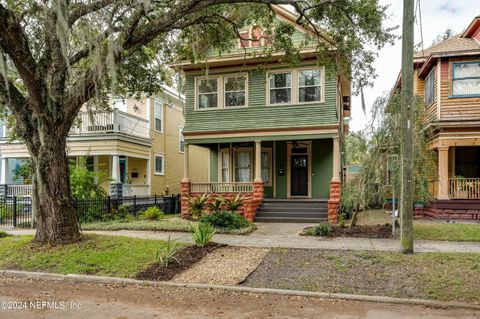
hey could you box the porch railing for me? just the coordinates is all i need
[122,184,150,196]
[191,182,253,193]
[7,185,32,197]
[70,109,150,139]
[449,178,480,199]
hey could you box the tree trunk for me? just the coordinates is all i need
[31,131,80,244]
[349,203,360,230]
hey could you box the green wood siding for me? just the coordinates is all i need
[275,141,288,198]
[312,139,333,198]
[184,64,338,135]
[209,145,218,182]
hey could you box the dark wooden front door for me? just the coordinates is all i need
[291,155,308,196]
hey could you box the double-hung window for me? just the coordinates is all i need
[154,99,163,132]
[197,79,219,109]
[269,72,292,104]
[424,68,435,105]
[298,69,322,102]
[224,76,246,107]
[235,150,251,182]
[154,154,164,175]
[452,62,480,97]
[220,149,230,182]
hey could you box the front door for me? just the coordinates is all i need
[291,155,308,196]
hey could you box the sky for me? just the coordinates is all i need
[349,0,480,132]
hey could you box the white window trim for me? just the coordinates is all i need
[195,74,248,111]
[179,125,185,154]
[154,153,165,176]
[261,148,273,187]
[233,147,253,182]
[267,66,325,106]
[267,71,293,106]
[153,99,164,133]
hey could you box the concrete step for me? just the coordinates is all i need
[257,207,327,213]
[255,211,328,218]
[254,216,327,223]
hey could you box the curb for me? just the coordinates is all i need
[2,269,480,310]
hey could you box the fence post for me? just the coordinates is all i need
[107,196,111,213]
[13,195,17,227]
[133,195,137,216]
[154,194,157,206]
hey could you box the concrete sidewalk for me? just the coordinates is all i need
[4,222,480,253]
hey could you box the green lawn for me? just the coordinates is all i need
[82,218,257,235]
[0,235,181,278]
[413,223,480,242]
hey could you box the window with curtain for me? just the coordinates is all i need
[261,151,270,184]
[424,68,435,105]
[221,150,230,182]
[298,69,322,102]
[269,72,291,104]
[224,76,246,107]
[235,151,251,182]
[198,79,218,109]
[154,100,163,132]
[452,62,480,96]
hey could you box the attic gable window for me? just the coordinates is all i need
[452,62,480,97]
[424,68,435,105]
[238,27,273,48]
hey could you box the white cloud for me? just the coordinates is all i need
[349,0,480,132]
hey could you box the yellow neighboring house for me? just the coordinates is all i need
[0,86,209,197]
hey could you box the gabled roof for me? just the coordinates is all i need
[414,35,480,61]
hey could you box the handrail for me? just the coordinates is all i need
[191,182,253,193]
[449,178,480,199]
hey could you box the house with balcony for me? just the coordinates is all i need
[0,86,208,197]
[396,15,480,220]
[177,6,351,223]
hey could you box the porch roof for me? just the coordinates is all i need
[185,131,337,144]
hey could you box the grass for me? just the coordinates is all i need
[413,222,480,242]
[0,235,184,278]
[81,218,256,235]
[244,248,480,303]
[0,230,11,238]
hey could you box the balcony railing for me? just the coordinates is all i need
[449,178,480,199]
[7,185,32,197]
[70,109,150,139]
[191,182,253,193]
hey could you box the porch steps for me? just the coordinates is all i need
[255,199,328,223]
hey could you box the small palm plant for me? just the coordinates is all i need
[184,193,211,220]
[156,236,180,267]
[222,194,245,212]
[207,196,224,212]
[192,222,216,247]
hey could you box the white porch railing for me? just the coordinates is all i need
[70,109,150,139]
[191,182,253,193]
[449,178,480,199]
[122,184,150,196]
[7,185,32,197]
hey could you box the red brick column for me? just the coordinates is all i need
[328,180,341,224]
[243,181,264,221]
[180,179,191,219]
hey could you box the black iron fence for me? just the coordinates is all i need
[0,195,179,228]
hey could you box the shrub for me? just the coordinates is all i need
[201,211,250,229]
[192,222,215,247]
[222,194,245,212]
[0,230,11,238]
[156,236,180,267]
[309,224,332,236]
[115,204,131,220]
[207,196,224,212]
[0,205,12,221]
[338,213,347,228]
[185,193,210,220]
[140,206,163,221]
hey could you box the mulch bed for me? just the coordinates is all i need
[302,224,395,239]
[136,242,224,281]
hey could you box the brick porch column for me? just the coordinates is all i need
[328,180,341,224]
[244,180,264,221]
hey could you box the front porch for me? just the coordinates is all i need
[180,138,342,223]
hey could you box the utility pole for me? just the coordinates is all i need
[400,0,415,253]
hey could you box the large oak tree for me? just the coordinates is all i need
[0,0,395,244]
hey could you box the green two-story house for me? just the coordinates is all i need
[178,5,351,223]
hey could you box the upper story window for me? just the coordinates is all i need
[298,69,322,102]
[195,75,247,110]
[424,68,435,105]
[154,153,164,175]
[198,78,219,109]
[154,99,163,132]
[179,126,185,153]
[224,76,246,107]
[452,62,480,97]
[269,72,292,104]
